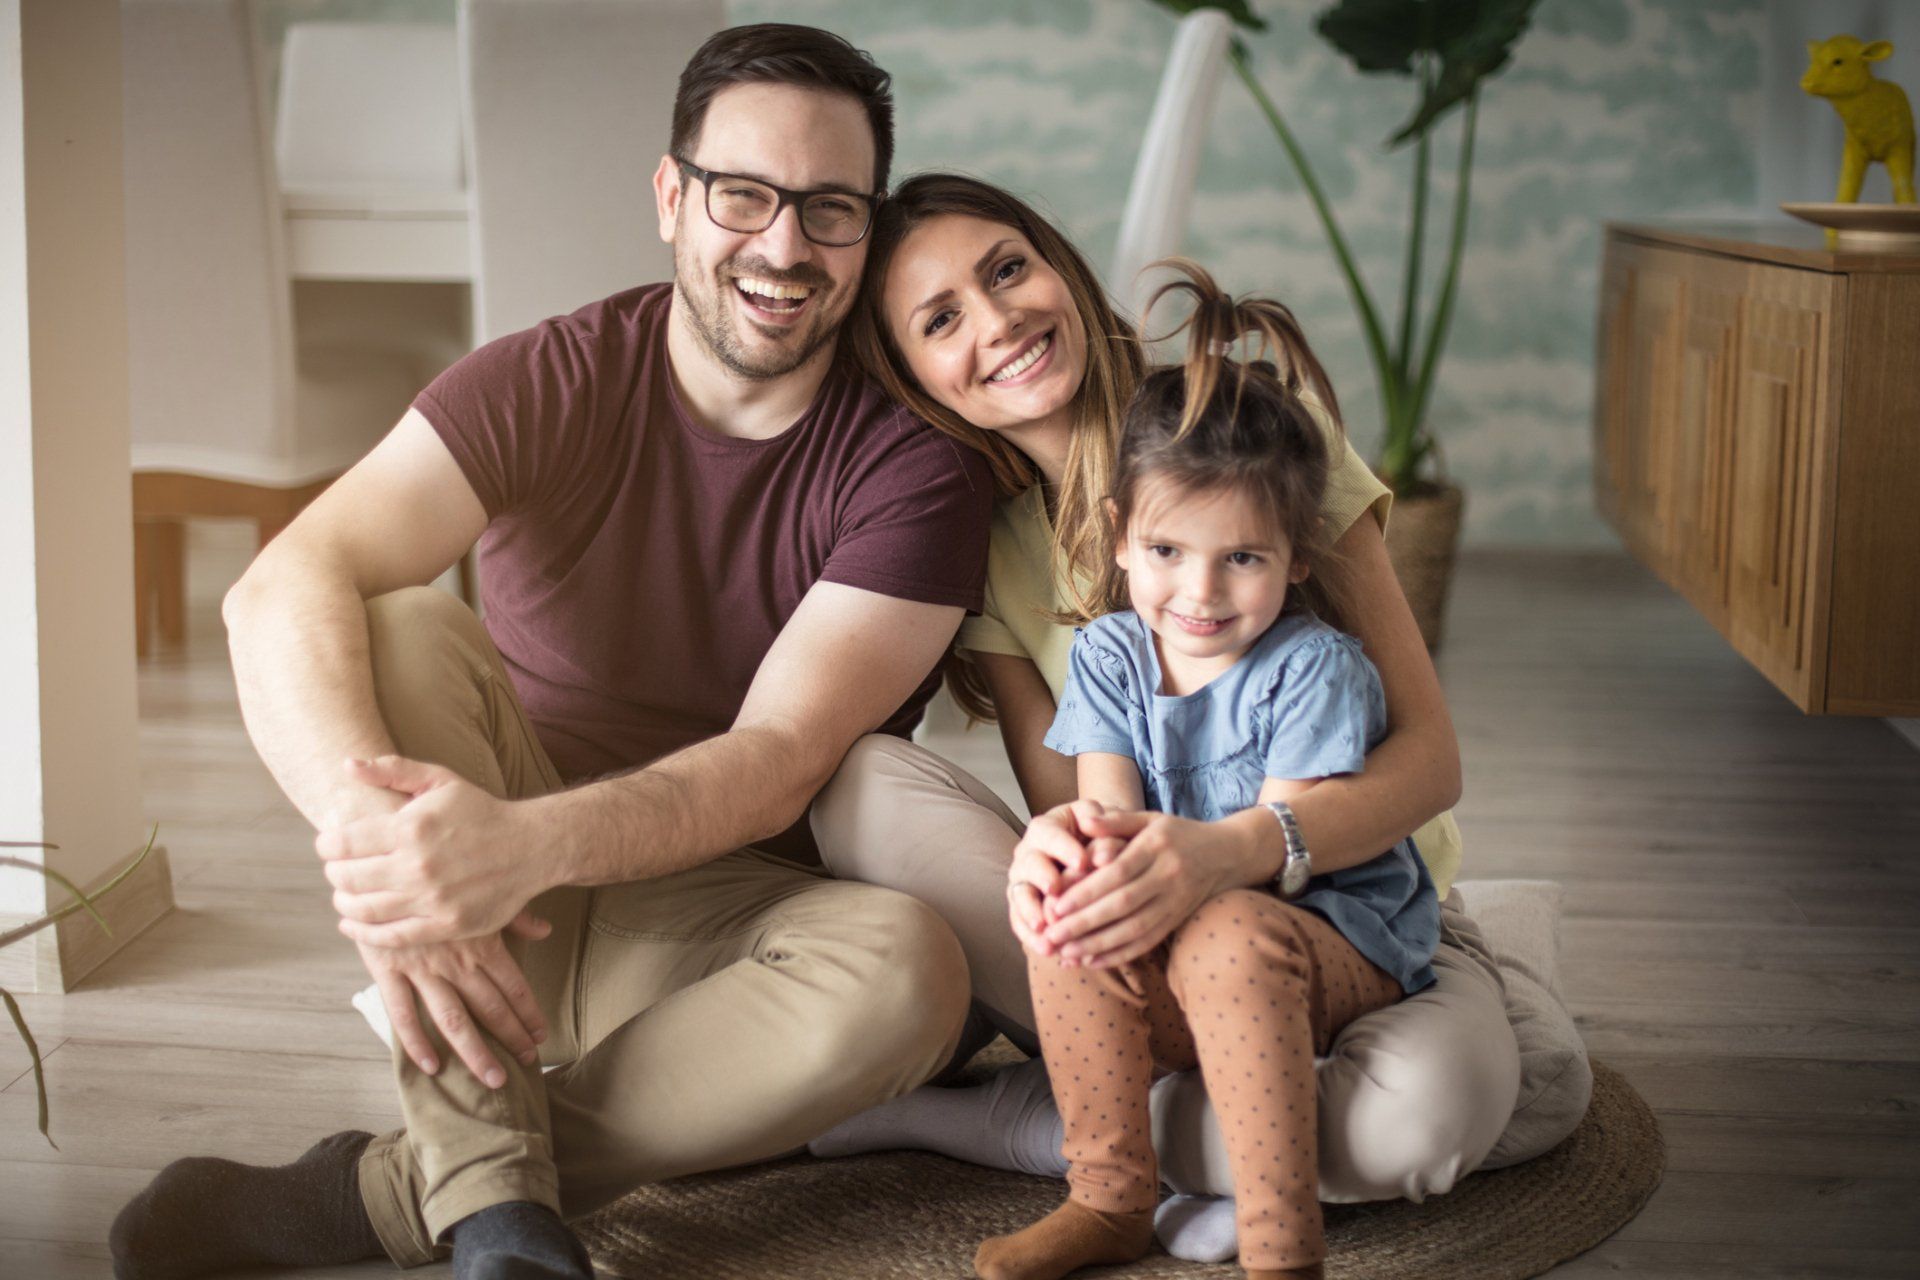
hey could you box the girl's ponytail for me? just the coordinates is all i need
[1141,258,1343,445]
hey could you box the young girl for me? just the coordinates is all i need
[973,265,1440,1280]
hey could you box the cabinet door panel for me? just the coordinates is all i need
[1593,242,1633,529]
[1726,266,1839,708]
[1620,248,1686,572]
[1671,261,1742,621]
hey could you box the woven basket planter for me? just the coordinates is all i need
[1382,482,1465,650]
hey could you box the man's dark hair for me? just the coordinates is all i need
[671,23,895,194]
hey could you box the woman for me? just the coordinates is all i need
[808,175,1523,1257]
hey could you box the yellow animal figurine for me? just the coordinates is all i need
[1800,35,1916,204]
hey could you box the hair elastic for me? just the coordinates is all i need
[1207,338,1232,357]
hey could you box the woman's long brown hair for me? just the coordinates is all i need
[845,173,1145,721]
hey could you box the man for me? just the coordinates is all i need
[110,24,991,1280]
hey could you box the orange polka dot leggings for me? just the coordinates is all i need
[1032,888,1406,1272]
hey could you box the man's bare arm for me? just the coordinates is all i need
[320,581,965,946]
[225,410,554,1087]
[223,409,487,830]
[529,582,964,887]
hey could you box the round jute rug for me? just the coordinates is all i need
[577,1058,1663,1280]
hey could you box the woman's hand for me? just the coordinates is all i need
[1006,799,1109,959]
[1038,810,1245,969]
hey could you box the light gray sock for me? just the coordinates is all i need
[808,1054,1068,1177]
[1154,1194,1239,1263]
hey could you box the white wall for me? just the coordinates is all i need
[0,0,146,917]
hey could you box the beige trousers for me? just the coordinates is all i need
[353,590,972,1265]
[809,733,1522,1204]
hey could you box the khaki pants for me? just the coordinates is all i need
[353,590,971,1266]
[809,734,1521,1204]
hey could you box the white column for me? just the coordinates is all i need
[0,0,166,992]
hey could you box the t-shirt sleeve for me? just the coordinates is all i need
[411,315,606,520]
[1262,635,1384,781]
[1042,629,1137,759]
[820,410,995,612]
[1301,392,1392,540]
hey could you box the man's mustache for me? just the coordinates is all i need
[723,258,832,291]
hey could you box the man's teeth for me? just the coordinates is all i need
[988,334,1052,383]
[735,277,814,301]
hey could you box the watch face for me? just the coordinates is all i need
[1281,856,1310,897]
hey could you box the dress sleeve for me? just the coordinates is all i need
[957,567,1026,659]
[1262,634,1384,781]
[1301,391,1392,541]
[1042,629,1137,759]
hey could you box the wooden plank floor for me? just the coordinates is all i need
[4,530,1918,1278]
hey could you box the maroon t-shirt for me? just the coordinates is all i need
[415,282,992,806]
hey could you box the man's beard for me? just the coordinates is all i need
[673,239,843,381]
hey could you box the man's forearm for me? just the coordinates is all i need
[224,548,401,830]
[528,719,837,888]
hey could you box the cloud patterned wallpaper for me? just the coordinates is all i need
[262,0,1772,545]
[732,0,1767,547]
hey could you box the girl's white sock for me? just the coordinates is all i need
[807,1054,1068,1177]
[1154,1194,1239,1262]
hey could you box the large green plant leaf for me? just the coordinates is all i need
[1315,0,1539,145]
[1142,0,1269,31]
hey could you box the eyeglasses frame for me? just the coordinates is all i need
[673,157,884,248]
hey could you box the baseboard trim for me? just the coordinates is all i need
[0,842,174,994]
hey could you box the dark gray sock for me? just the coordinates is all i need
[449,1200,593,1280]
[109,1130,385,1279]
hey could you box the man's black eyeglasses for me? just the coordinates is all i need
[675,158,881,248]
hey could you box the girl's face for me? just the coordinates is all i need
[1117,476,1308,683]
[881,214,1089,434]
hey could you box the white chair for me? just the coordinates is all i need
[275,22,472,282]
[1109,9,1235,326]
[458,0,724,344]
[121,0,457,654]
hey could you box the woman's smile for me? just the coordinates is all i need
[984,331,1056,386]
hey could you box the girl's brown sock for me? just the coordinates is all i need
[973,1198,1154,1280]
[1245,1265,1325,1279]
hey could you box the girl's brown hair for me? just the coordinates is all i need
[845,173,1146,721]
[1081,258,1353,632]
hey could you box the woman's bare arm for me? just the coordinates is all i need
[975,651,1077,816]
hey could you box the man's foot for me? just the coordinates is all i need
[108,1130,385,1279]
[449,1201,593,1280]
[972,1198,1154,1280]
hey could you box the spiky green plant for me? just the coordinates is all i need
[1146,0,1541,494]
[1,828,157,1145]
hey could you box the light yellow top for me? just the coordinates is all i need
[956,428,1463,897]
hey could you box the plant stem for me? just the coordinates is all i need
[1396,57,1432,386]
[2,988,52,1145]
[1410,88,1480,450]
[0,827,156,952]
[1229,45,1397,427]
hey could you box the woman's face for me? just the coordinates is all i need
[880,214,1088,434]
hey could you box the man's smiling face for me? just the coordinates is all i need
[658,81,876,380]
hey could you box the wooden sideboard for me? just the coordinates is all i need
[1594,222,1920,716]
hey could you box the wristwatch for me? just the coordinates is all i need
[1262,801,1312,899]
